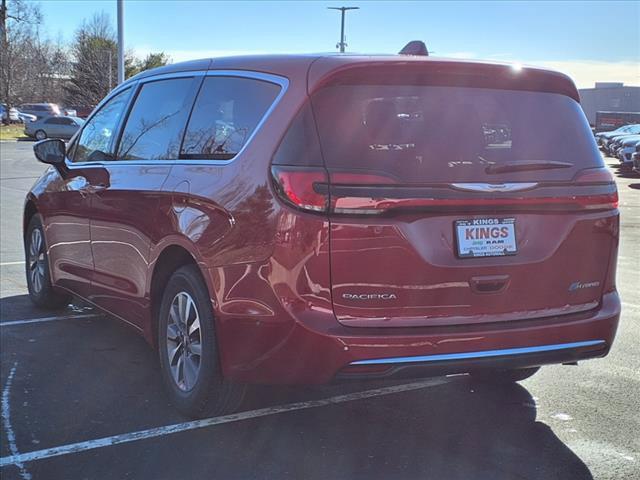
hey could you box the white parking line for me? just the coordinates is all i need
[0,314,100,327]
[0,377,449,467]
[1,363,32,479]
[0,261,24,266]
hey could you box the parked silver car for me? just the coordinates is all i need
[25,116,84,140]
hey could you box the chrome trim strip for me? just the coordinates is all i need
[65,69,289,169]
[349,340,606,366]
[451,182,538,193]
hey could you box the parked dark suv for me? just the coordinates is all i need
[24,52,621,418]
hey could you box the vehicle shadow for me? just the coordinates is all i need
[605,158,637,179]
[0,295,593,480]
[228,378,594,480]
[0,293,94,322]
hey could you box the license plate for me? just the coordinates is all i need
[455,218,517,258]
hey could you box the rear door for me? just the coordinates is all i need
[311,76,618,327]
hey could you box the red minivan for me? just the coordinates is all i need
[24,52,621,418]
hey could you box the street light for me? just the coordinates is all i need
[328,6,359,53]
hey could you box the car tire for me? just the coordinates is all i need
[158,264,245,419]
[25,214,71,310]
[469,366,540,384]
[35,130,47,140]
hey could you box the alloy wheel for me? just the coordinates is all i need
[166,291,203,392]
[28,228,46,294]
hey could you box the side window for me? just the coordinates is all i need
[117,78,195,161]
[45,118,60,124]
[73,88,131,163]
[181,76,281,160]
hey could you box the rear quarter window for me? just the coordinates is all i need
[180,76,281,160]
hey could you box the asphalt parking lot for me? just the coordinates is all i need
[1,140,639,480]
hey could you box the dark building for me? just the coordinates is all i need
[579,82,640,126]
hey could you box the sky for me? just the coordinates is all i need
[39,0,639,88]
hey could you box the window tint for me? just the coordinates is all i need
[118,78,195,161]
[312,85,601,183]
[181,76,280,160]
[73,88,131,163]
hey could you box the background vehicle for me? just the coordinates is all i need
[632,145,640,175]
[19,102,62,121]
[23,53,621,418]
[25,115,84,140]
[63,107,78,116]
[599,124,640,152]
[615,137,640,166]
[607,129,640,156]
[1,103,20,124]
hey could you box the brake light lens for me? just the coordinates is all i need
[573,167,618,210]
[271,166,328,212]
[573,167,615,184]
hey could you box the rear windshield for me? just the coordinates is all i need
[311,86,602,183]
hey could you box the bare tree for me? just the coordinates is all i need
[0,0,43,104]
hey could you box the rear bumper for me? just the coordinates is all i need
[335,340,608,381]
[220,291,621,385]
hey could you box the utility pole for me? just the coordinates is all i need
[117,0,124,84]
[107,50,113,91]
[328,6,359,53]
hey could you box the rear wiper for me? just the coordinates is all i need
[485,161,573,174]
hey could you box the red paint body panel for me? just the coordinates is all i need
[26,54,621,385]
[89,164,172,330]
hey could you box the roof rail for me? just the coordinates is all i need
[399,40,429,56]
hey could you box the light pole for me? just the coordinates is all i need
[117,0,124,84]
[328,6,359,53]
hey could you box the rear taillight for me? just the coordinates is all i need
[328,167,619,214]
[574,167,615,184]
[271,166,328,212]
[573,167,619,210]
[272,166,618,215]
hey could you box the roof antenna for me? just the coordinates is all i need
[399,40,429,56]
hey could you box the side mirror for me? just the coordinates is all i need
[33,139,66,166]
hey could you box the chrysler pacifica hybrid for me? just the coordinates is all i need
[24,50,620,417]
